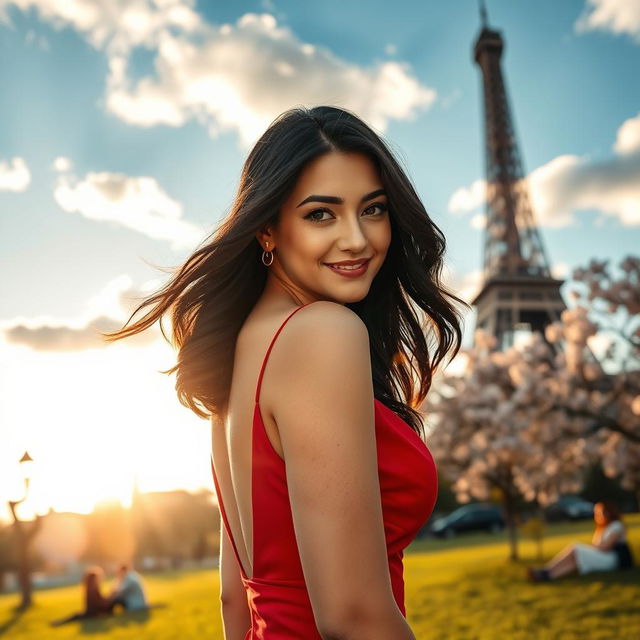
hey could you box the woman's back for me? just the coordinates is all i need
[211,300,438,638]
[211,302,291,583]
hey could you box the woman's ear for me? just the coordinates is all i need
[256,228,275,251]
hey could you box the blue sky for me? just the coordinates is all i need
[1,0,639,518]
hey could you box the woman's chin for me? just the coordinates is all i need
[335,294,371,305]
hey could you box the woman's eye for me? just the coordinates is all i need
[304,208,333,223]
[364,202,388,216]
[304,202,388,223]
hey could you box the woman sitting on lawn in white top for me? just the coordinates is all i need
[527,500,634,582]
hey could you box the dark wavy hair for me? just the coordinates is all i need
[102,105,470,437]
[597,501,622,526]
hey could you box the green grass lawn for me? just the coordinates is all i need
[2,516,639,639]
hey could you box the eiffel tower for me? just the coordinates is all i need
[471,1,566,351]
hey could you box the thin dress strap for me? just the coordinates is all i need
[210,453,250,581]
[254,303,313,404]
[213,302,314,582]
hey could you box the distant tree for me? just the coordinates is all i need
[192,530,209,564]
[131,489,219,567]
[8,500,43,609]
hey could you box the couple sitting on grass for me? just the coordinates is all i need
[51,563,149,626]
[527,501,634,582]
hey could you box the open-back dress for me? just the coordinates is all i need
[211,301,438,638]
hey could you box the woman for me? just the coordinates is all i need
[50,566,114,626]
[103,106,467,639]
[527,501,633,582]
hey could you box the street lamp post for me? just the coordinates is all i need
[8,451,43,610]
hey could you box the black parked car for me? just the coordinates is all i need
[544,496,595,522]
[428,503,505,538]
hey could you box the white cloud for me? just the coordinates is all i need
[86,273,156,320]
[104,12,437,146]
[449,178,486,214]
[3,313,145,351]
[529,147,640,227]
[0,156,31,192]
[53,169,205,250]
[575,0,640,42]
[1,274,164,351]
[614,112,640,154]
[0,1,437,147]
[448,113,640,228]
[0,0,203,54]
[469,213,486,230]
[526,155,586,228]
[52,155,73,172]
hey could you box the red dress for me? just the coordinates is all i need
[211,302,438,639]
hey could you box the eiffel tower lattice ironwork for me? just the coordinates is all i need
[471,1,566,351]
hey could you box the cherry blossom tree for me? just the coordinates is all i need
[424,330,594,561]
[424,255,639,560]
[545,256,640,504]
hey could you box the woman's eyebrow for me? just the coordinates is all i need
[296,188,386,208]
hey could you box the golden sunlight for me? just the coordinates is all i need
[0,337,212,524]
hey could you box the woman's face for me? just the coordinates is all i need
[594,502,607,524]
[258,151,392,305]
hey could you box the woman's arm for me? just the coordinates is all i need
[219,520,251,640]
[270,302,416,640]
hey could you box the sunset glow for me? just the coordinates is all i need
[0,331,212,523]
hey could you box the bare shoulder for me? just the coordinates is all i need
[279,300,369,348]
[263,301,370,406]
[275,301,369,379]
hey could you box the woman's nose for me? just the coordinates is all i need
[337,217,368,252]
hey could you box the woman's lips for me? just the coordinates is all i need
[323,258,371,278]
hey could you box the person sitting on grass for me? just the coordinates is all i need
[108,563,149,611]
[50,566,114,626]
[527,501,634,582]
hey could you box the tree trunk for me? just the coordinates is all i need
[502,491,519,561]
[8,501,42,610]
[536,504,545,562]
[17,536,31,609]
